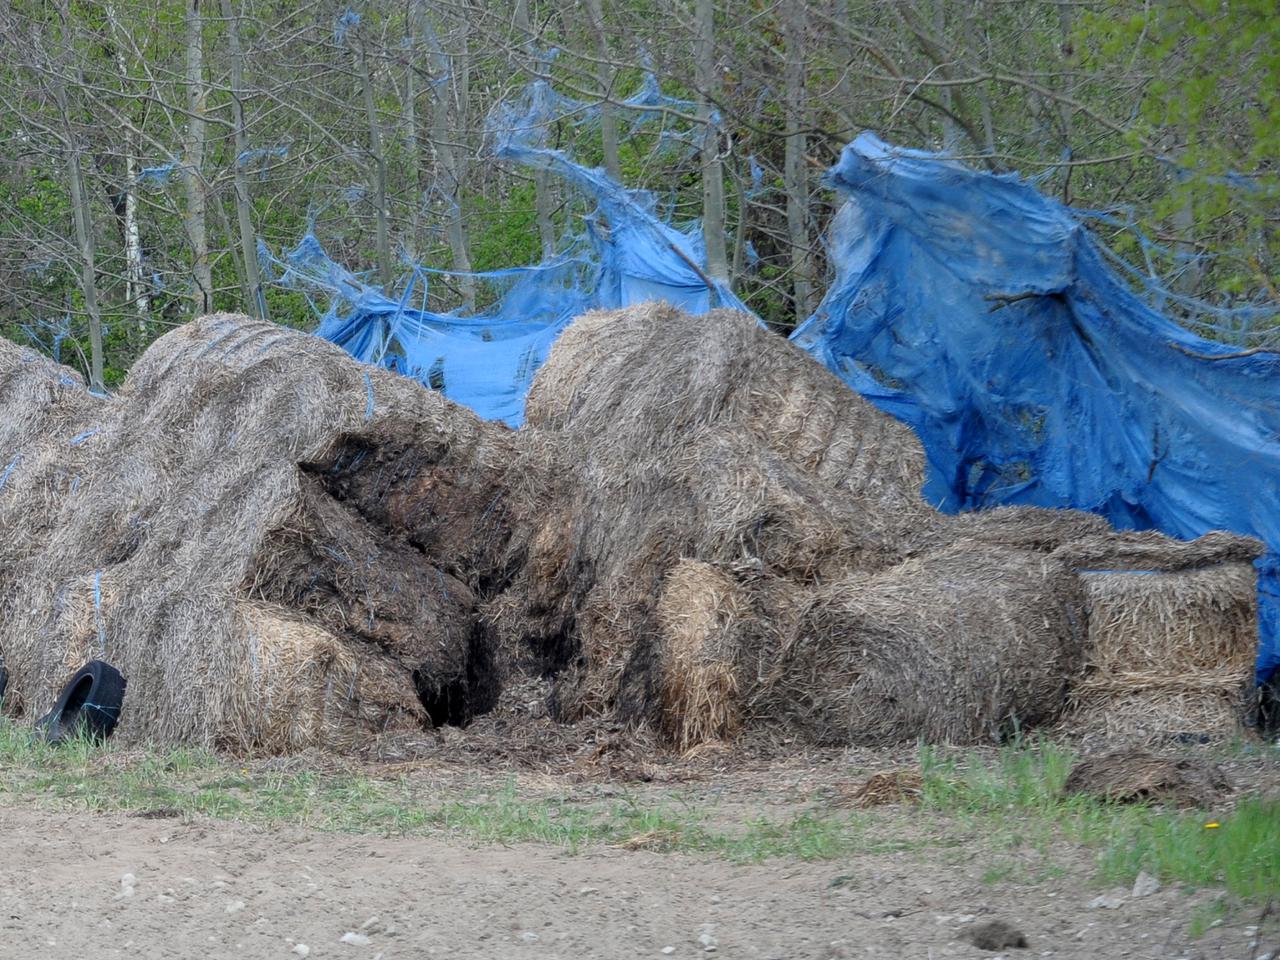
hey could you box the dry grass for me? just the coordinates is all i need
[0,306,1264,755]
[1063,560,1258,737]
[493,303,1265,749]
[0,315,520,751]
[1062,749,1233,808]
[839,769,925,808]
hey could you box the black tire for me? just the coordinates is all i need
[0,664,7,704]
[36,660,126,744]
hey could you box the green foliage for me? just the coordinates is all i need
[1077,1,1280,296]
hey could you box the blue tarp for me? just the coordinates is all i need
[275,94,1278,680]
[797,134,1280,681]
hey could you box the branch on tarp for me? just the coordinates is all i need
[985,291,1059,312]
[1170,343,1279,361]
[668,239,720,307]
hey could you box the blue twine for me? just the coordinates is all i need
[0,454,22,491]
[363,371,375,420]
[93,570,105,657]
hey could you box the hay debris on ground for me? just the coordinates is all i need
[838,770,925,808]
[1062,749,1233,807]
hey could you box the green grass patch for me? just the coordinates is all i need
[918,737,1280,903]
[0,716,1275,907]
[0,718,875,863]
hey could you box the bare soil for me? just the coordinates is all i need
[0,760,1272,960]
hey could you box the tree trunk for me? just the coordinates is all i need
[356,31,393,289]
[106,6,149,329]
[404,1,424,259]
[426,8,475,308]
[221,0,266,320]
[184,0,213,315]
[694,0,728,286]
[782,0,814,321]
[931,1,960,152]
[53,0,104,390]
[584,0,620,181]
[515,0,557,258]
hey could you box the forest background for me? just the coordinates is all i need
[0,0,1275,391]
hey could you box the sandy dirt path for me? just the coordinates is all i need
[0,802,1259,960]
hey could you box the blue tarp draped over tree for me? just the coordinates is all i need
[272,95,1278,681]
[793,133,1279,682]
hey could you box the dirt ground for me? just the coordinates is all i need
[0,780,1270,960]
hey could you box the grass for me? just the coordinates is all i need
[0,718,876,863]
[0,717,1276,915]
[916,736,1280,902]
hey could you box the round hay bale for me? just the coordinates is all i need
[525,302,931,519]
[758,544,1088,745]
[0,315,522,750]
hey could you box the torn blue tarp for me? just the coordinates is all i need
[270,76,743,425]
[275,88,1278,679]
[792,133,1280,680]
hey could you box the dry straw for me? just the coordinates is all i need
[502,303,1263,747]
[0,315,521,751]
[0,306,1263,753]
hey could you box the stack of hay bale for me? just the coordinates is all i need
[1055,531,1261,737]
[500,303,1263,748]
[0,306,1262,752]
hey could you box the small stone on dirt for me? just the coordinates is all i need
[520,932,540,943]
[961,920,1028,951]
[661,948,675,955]
[292,946,310,958]
[340,932,372,946]
[225,900,245,914]
[1086,894,1124,910]
[1131,871,1161,898]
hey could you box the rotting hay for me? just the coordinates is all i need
[0,314,524,752]
[495,302,933,735]
[0,303,1264,755]
[494,302,1264,749]
[1055,532,1262,739]
[753,544,1088,745]
[1062,749,1232,808]
[837,769,925,808]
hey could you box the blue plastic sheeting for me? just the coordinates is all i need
[271,76,744,426]
[269,235,593,426]
[792,133,1280,680]
[277,79,1278,678]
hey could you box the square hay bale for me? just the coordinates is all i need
[1064,562,1259,738]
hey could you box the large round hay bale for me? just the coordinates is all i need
[757,545,1088,745]
[0,315,523,751]
[525,302,931,518]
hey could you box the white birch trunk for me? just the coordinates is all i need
[221,0,266,319]
[782,0,814,319]
[184,0,213,315]
[695,0,729,285]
